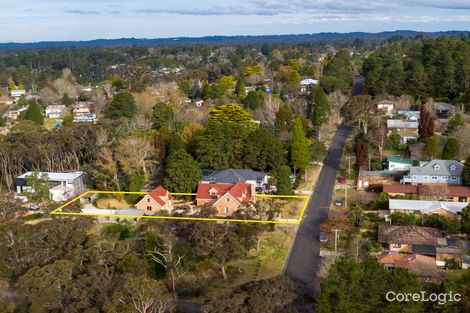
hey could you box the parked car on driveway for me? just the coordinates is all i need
[335,199,342,206]
[338,176,346,184]
[319,233,328,243]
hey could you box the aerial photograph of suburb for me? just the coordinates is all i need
[0,1,469,312]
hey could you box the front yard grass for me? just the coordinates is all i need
[297,164,321,191]
[212,229,294,291]
[256,197,306,219]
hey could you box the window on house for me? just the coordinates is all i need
[451,176,458,181]
[442,176,448,180]
[224,207,229,213]
[412,175,417,180]
[393,243,401,248]
[146,206,152,211]
[431,176,438,180]
[147,198,151,202]
[424,176,429,180]
[450,165,457,171]
[227,198,230,202]
[434,164,440,170]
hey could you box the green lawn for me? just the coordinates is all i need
[43,118,62,130]
[216,229,294,289]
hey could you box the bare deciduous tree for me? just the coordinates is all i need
[147,234,187,294]
[421,185,449,201]
[368,120,387,161]
[91,89,107,115]
[261,94,282,122]
[114,135,157,181]
[110,275,175,313]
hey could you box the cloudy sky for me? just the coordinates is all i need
[1,0,469,42]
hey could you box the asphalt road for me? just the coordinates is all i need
[283,124,351,293]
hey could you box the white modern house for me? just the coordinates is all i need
[16,171,86,202]
[387,155,413,171]
[300,78,319,93]
[377,100,394,116]
[10,89,26,98]
[45,105,69,119]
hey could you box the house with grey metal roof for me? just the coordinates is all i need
[201,168,269,192]
[433,102,455,118]
[389,199,467,216]
[387,119,419,143]
[402,160,463,185]
[396,110,420,121]
[387,120,419,130]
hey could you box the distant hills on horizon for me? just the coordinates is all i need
[0,30,468,50]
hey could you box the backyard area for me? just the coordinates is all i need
[95,195,133,210]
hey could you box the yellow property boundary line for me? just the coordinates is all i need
[50,190,310,225]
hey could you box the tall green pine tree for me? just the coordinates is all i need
[235,79,245,98]
[310,85,331,126]
[24,101,44,125]
[290,118,310,171]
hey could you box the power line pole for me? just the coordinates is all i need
[355,234,360,261]
[348,155,352,176]
[334,228,340,253]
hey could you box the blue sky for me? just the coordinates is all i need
[1,0,469,42]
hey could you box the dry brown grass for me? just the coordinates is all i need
[297,164,321,191]
[96,196,132,210]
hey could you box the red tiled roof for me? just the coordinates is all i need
[378,254,404,264]
[196,182,252,203]
[378,225,443,246]
[383,184,418,194]
[383,184,470,197]
[148,186,172,207]
[379,254,439,278]
[442,186,470,197]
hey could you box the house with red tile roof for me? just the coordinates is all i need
[135,186,173,214]
[384,184,470,202]
[196,182,255,216]
[378,225,443,255]
[378,253,442,284]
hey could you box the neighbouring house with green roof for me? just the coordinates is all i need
[387,155,413,171]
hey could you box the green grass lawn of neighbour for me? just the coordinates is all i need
[210,229,294,292]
